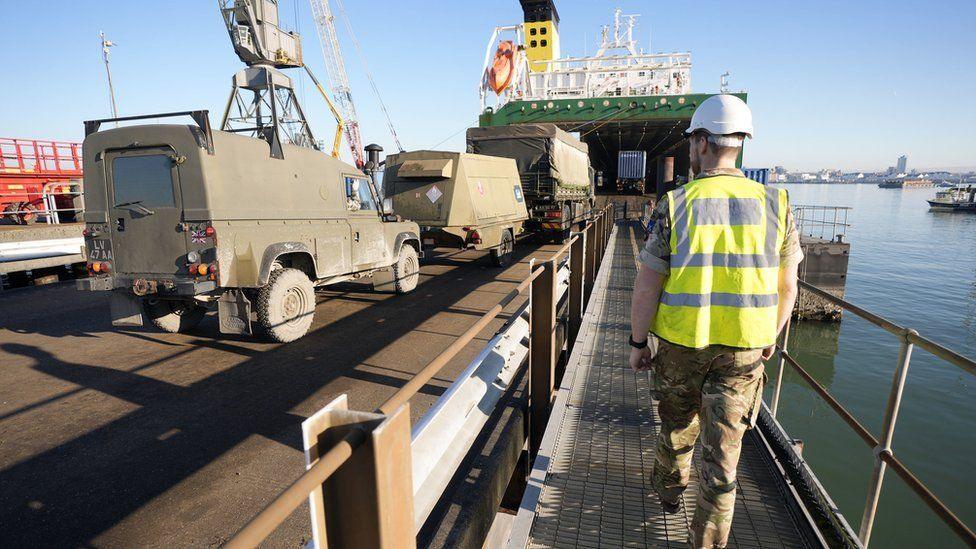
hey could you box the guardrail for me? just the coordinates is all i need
[224,205,616,548]
[1,181,84,225]
[793,204,851,242]
[768,281,976,547]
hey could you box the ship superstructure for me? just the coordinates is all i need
[479,3,739,196]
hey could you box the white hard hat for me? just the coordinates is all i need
[685,94,753,138]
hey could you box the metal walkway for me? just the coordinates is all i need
[508,220,821,549]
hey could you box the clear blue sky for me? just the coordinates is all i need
[3,0,974,172]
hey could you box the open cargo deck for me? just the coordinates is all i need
[507,220,824,548]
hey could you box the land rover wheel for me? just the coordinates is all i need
[490,230,515,267]
[144,299,207,333]
[257,268,316,343]
[393,245,420,294]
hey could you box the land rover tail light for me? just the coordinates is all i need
[208,263,218,275]
[101,262,111,273]
[205,226,216,237]
[91,262,102,273]
[545,210,562,218]
[470,230,482,245]
[82,228,90,237]
[196,264,208,276]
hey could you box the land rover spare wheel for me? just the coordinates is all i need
[393,245,420,294]
[257,268,316,343]
[144,298,206,333]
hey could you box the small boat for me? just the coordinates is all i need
[927,186,976,211]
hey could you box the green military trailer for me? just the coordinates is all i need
[465,124,595,242]
[383,151,528,267]
[77,112,422,343]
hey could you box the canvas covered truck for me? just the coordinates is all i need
[76,112,422,343]
[465,124,594,242]
[383,151,528,267]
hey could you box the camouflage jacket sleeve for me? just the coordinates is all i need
[638,195,672,275]
[781,204,804,268]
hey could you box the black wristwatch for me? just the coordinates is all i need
[629,334,648,349]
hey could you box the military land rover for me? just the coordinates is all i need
[77,112,422,343]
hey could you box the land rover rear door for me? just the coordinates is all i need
[105,148,188,276]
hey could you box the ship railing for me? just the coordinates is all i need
[769,281,976,547]
[793,204,851,242]
[222,206,617,548]
[0,138,83,176]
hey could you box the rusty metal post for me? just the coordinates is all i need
[584,222,597,300]
[771,318,791,418]
[305,396,415,549]
[529,258,558,457]
[568,232,585,353]
[595,212,605,267]
[859,331,916,547]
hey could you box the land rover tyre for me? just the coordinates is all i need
[490,230,515,267]
[393,244,420,294]
[144,298,207,333]
[257,268,316,343]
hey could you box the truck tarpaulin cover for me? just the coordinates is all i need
[465,124,591,197]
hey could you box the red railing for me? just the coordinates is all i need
[0,138,83,180]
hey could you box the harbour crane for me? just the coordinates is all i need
[218,0,347,161]
[308,0,365,168]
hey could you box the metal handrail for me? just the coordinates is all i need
[769,280,976,547]
[224,205,613,548]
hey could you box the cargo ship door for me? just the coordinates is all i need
[105,148,188,275]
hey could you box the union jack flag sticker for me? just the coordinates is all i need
[191,230,207,243]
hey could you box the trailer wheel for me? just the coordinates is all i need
[257,268,316,343]
[393,245,420,294]
[144,299,207,333]
[20,203,38,224]
[490,230,515,267]
[4,202,37,225]
[2,203,19,224]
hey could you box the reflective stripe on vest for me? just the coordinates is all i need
[652,175,789,349]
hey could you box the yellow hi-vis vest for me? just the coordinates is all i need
[652,175,789,349]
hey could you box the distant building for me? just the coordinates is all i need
[897,155,908,174]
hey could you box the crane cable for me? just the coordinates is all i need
[333,0,405,152]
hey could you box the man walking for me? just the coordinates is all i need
[628,94,802,548]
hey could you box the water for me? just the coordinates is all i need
[764,183,976,548]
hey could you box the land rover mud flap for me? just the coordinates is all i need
[218,290,252,335]
[372,268,396,293]
[110,293,144,327]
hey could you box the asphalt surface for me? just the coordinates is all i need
[0,240,563,548]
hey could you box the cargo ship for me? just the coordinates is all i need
[477,1,730,198]
[879,177,934,188]
[928,186,976,211]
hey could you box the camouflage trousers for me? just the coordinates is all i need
[650,339,766,549]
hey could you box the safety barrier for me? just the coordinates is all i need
[224,205,616,548]
[793,204,851,243]
[0,181,84,224]
[769,281,976,547]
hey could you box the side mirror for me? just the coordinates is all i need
[383,197,394,215]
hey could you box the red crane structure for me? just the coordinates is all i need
[0,138,83,224]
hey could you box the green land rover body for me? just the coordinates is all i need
[77,120,421,342]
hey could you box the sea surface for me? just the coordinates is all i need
[766,183,976,548]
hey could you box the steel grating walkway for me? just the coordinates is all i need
[508,220,820,549]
